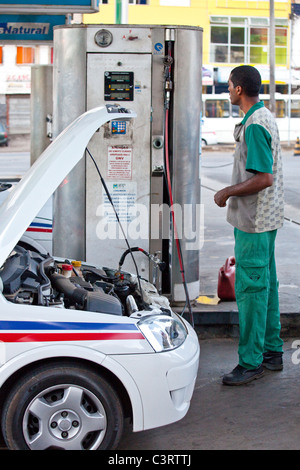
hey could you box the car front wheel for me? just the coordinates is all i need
[1,362,124,450]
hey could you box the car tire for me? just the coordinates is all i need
[1,361,124,450]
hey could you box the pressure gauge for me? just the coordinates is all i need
[94,29,113,48]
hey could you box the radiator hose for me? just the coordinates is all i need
[49,272,122,315]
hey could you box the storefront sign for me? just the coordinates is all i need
[0,23,50,35]
[0,14,66,40]
[0,66,31,94]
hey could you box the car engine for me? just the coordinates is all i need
[0,246,171,316]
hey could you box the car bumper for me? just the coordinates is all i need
[110,321,200,432]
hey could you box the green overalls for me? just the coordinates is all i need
[227,102,284,369]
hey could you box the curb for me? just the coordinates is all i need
[177,308,300,339]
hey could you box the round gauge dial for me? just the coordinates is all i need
[94,29,113,48]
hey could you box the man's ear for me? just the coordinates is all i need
[235,85,242,95]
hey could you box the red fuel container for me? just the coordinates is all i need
[217,256,236,301]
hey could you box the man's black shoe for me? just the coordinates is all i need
[222,364,264,386]
[262,351,283,371]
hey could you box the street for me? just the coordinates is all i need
[0,151,30,179]
[200,147,300,224]
[199,148,300,313]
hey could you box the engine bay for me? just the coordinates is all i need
[0,246,171,316]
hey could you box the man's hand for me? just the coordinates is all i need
[214,172,273,208]
[214,187,230,207]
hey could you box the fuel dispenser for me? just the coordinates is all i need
[52,24,202,303]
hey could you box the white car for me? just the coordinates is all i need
[0,105,199,450]
[200,119,218,147]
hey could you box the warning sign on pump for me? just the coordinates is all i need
[102,182,137,224]
[107,145,132,180]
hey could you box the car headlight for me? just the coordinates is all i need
[137,314,187,352]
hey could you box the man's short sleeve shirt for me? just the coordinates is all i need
[226,101,284,233]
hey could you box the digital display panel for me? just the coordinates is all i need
[110,92,130,100]
[104,71,134,102]
[110,83,130,91]
[110,74,131,82]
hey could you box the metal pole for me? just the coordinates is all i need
[30,65,53,165]
[288,14,293,145]
[115,0,122,24]
[121,0,128,24]
[269,0,276,116]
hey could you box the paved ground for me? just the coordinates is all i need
[118,336,300,450]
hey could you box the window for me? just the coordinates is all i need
[290,100,300,118]
[210,16,288,66]
[16,47,35,65]
[275,27,287,65]
[264,100,286,118]
[232,104,244,118]
[210,17,246,63]
[205,99,230,118]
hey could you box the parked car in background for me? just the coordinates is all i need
[200,119,218,147]
[0,122,8,146]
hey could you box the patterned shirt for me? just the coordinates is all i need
[227,101,284,233]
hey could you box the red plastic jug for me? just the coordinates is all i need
[217,256,236,301]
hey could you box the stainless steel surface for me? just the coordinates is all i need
[85,51,152,274]
[52,25,203,300]
[52,26,87,260]
[171,27,202,301]
[30,65,53,165]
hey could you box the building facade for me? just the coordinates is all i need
[0,44,53,134]
[85,0,299,94]
[1,0,300,135]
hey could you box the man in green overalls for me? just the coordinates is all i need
[214,65,284,385]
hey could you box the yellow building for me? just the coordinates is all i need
[84,0,292,91]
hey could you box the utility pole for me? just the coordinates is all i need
[115,0,128,24]
[269,0,276,116]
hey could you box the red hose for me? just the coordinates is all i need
[164,108,186,282]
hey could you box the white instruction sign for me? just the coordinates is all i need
[102,182,137,224]
[107,145,132,180]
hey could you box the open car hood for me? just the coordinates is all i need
[0,105,136,268]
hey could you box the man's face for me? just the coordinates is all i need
[228,77,241,106]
